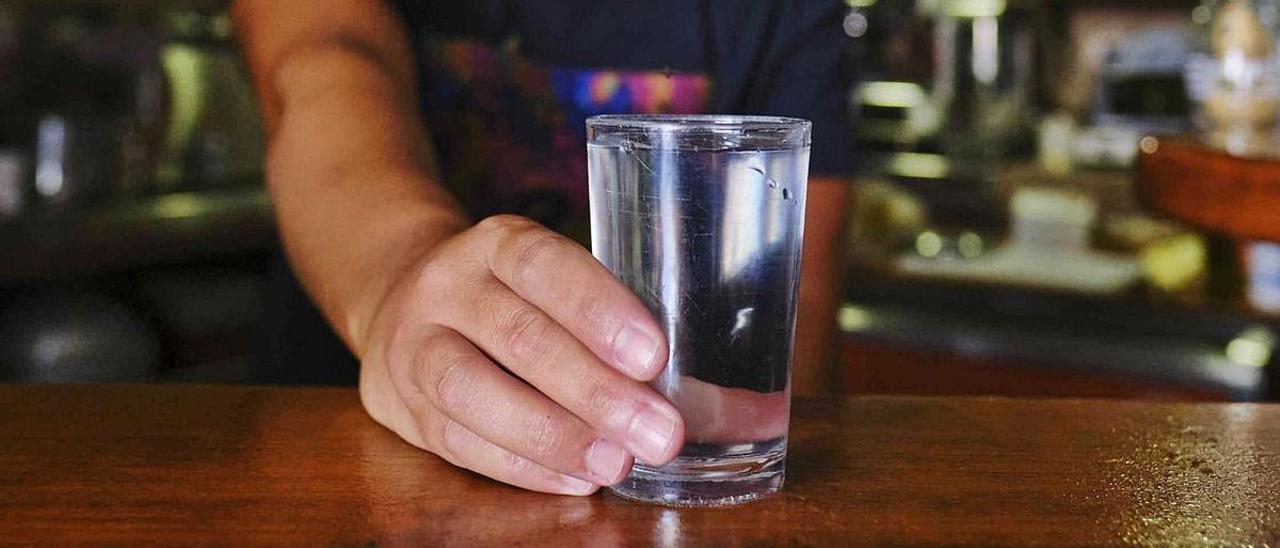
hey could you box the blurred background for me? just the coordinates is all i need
[0,0,1277,402]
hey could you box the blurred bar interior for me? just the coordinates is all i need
[0,0,1278,401]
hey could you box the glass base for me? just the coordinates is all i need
[608,440,786,507]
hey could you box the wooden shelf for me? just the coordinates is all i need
[0,186,275,283]
[1137,137,1280,243]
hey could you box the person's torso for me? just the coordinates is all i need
[406,1,720,242]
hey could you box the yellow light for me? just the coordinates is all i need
[943,0,1007,18]
[1226,327,1275,368]
[838,305,875,332]
[1140,233,1206,293]
[150,193,208,219]
[1139,136,1159,155]
[916,231,944,258]
[847,0,877,6]
[158,45,208,184]
[858,81,928,109]
[888,152,950,179]
[958,231,984,258]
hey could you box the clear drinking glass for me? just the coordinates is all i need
[586,115,811,506]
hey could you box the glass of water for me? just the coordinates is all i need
[587,115,811,506]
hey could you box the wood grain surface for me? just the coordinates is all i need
[1,384,1278,545]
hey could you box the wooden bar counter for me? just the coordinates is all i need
[1,384,1278,545]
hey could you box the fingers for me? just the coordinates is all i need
[392,326,635,486]
[416,405,602,496]
[476,215,669,381]
[364,214,694,495]
[442,281,685,466]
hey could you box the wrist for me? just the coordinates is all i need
[343,178,470,357]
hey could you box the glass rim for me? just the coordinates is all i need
[586,114,811,132]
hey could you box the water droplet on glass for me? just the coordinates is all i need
[782,188,793,200]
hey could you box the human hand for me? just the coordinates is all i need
[357,215,686,495]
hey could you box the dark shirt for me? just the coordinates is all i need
[256,0,855,385]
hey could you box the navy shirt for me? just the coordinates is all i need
[257,0,855,385]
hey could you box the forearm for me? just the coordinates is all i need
[270,51,467,355]
[234,1,468,356]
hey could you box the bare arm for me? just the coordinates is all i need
[234,0,684,495]
[233,0,466,353]
[235,0,848,496]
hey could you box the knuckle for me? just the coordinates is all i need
[506,230,565,286]
[426,343,477,414]
[476,214,532,236]
[501,306,555,366]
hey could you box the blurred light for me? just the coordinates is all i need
[32,332,77,367]
[847,0,878,6]
[211,14,233,39]
[888,152,950,179]
[858,81,927,109]
[957,231,984,258]
[1140,232,1206,293]
[916,231,944,258]
[944,0,1006,18]
[972,16,999,84]
[1139,136,1159,155]
[1223,50,1248,85]
[1226,327,1275,368]
[150,193,209,220]
[159,45,208,183]
[34,117,66,198]
[1246,242,1280,313]
[844,11,869,37]
[1227,339,1271,368]
[1192,5,1212,25]
[838,305,874,332]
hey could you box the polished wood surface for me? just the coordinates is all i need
[2,384,1278,545]
[1137,137,1280,242]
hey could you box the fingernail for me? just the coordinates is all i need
[584,439,629,484]
[559,474,598,496]
[614,325,660,378]
[627,406,678,464]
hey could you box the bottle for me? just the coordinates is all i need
[1186,0,1280,156]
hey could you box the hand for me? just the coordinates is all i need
[357,215,686,495]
